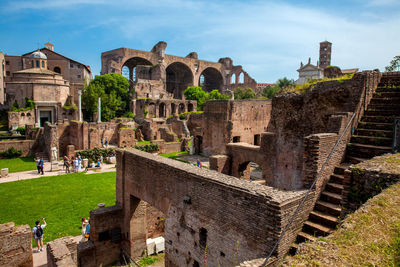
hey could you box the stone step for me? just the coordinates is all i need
[320,191,342,205]
[376,87,400,92]
[346,156,368,164]
[367,104,400,111]
[347,143,392,158]
[357,121,393,131]
[303,220,334,237]
[355,128,393,138]
[330,173,344,184]
[350,135,393,147]
[315,200,342,217]
[309,211,339,229]
[296,231,317,243]
[361,116,396,124]
[325,182,344,195]
[370,97,400,104]
[333,164,349,175]
[373,91,400,98]
[365,110,400,116]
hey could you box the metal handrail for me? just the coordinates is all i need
[261,112,356,266]
[393,117,400,153]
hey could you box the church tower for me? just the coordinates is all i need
[319,41,332,69]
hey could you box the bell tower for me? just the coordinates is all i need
[319,41,332,69]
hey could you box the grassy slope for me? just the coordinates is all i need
[0,171,116,244]
[283,183,400,266]
[0,156,36,173]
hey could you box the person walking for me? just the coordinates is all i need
[63,156,70,173]
[32,218,46,252]
[35,157,41,174]
[39,158,44,175]
[105,139,108,148]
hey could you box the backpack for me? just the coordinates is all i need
[36,225,43,238]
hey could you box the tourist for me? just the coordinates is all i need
[99,155,103,163]
[95,159,101,168]
[32,218,46,252]
[85,218,91,240]
[196,159,201,167]
[39,158,44,175]
[105,139,108,148]
[101,138,103,147]
[63,156,70,173]
[35,157,41,174]
[77,155,82,172]
[74,157,79,172]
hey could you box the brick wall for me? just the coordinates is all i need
[0,140,35,157]
[113,149,313,266]
[46,236,78,267]
[0,222,33,267]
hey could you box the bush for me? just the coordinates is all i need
[16,127,26,135]
[121,112,135,119]
[134,144,158,153]
[76,147,115,162]
[179,111,203,120]
[1,147,22,158]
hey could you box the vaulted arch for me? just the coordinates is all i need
[199,67,223,92]
[166,62,193,99]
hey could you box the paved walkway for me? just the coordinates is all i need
[0,161,116,184]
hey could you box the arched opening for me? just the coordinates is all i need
[178,103,185,114]
[122,57,153,91]
[199,74,205,86]
[238,161,263,181]
[159,103,166,118]
[188,103,194,112]
[171,103,176,115]
[239,72,244,84]
[122,66,129,80]
[198,67,223,92]
[194,135,202,154]
[53,66,61,74]
[166,62,193,99]
[231,73,236,84]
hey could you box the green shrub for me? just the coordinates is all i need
[1,147,23,158]
[179,111,203,120]
[16,127,26,135]
[121,111,135,119]
[134,144,158,153]
[76,147,115,162]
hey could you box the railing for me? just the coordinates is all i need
[261,112,356,266]
[393,117,400,153]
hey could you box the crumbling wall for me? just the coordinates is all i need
[0,140,35,157]
[0,222,33,267]
[8,110,35,128]
[118,127,135,148]
[47,236,78,267]
[112,149,313,266]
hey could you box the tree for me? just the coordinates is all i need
[276,77,294,89]
[82,73,129,121]
[261,85,280,99]
[385,56,400,72]
[233,87,256,99]
[184,86,207,110]
[206,89,230,100]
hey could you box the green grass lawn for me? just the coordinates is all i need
[0,171,116,244]
[159,151,189,159]
[137,140,151,145]
[0,156,36,173]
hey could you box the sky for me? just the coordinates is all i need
[1,0,400,83]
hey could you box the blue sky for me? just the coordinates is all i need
[1,0,399,82]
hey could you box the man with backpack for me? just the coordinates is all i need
[38,158,44,175]
[32,218,46,252]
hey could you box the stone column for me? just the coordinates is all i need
[34,106,39,127]
[97,97,101,123]
[78,89,82,122]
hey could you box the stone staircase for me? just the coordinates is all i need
[34,152,49,162]
[292,82,400,251]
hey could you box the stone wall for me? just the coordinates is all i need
[47,236,78,267]
[0,222,33,267]
[106,149,313,266]
[118,127,135,148]
[0,140,35,157]
[202,99,272,156]
[341,154,400,215]
[8,110,35,128]
[158,141,182,154]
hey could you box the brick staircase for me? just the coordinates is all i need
[292,81,400,252]
[34,152,49,162]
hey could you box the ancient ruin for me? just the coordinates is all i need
[101,41,257,99]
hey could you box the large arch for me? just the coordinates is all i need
[122,57,153,90]
[199,67,223,92]
[166,62,193,99]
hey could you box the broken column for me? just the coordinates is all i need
[78,89,82,122]
[97,97,101,123]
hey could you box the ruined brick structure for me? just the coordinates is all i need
[101,41,257,99]
[46,236,78,267]
[0,222,33,267]
[77,149,314,266]
[133,98,197,119]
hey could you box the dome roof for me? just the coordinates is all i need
[29,51,47,59]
